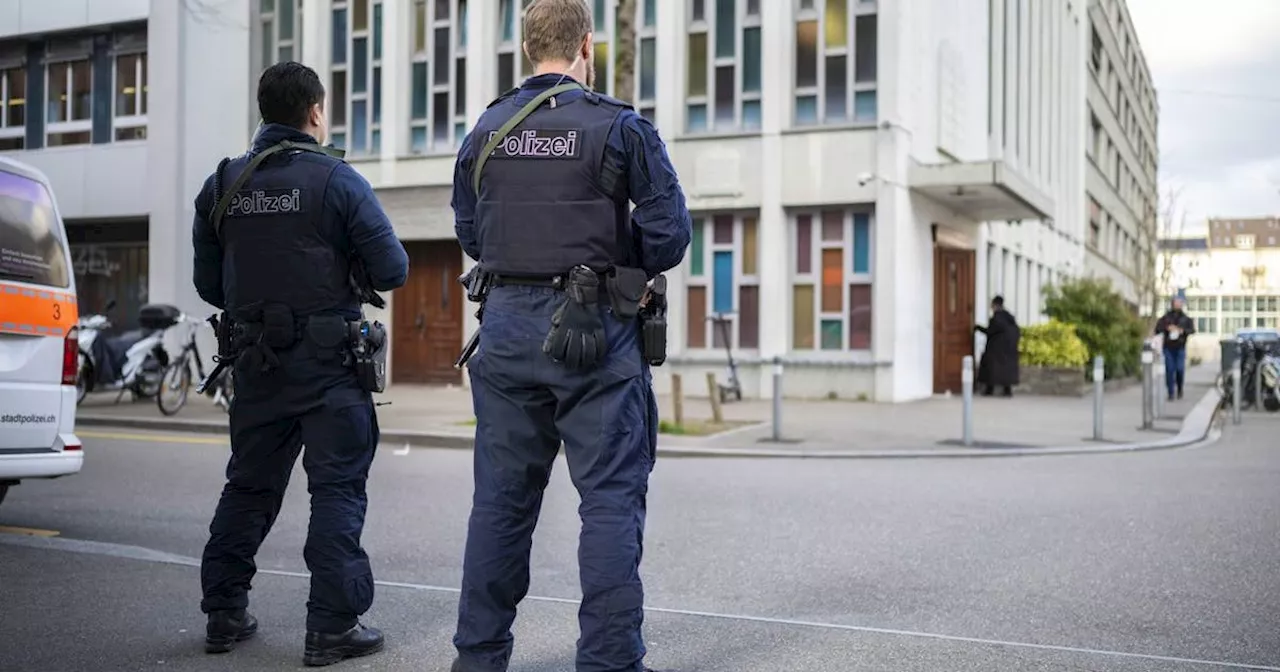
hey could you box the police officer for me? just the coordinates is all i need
[449,1,692,670]
[192,62,408,667]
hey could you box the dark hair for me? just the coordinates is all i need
[991,295,1004,308]
[257,61,325,128]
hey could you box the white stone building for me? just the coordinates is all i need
[1083,0,1158,312]
[1159,217,1280,361]
[1,0,1096,402]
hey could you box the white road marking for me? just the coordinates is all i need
[3,533,1276,670]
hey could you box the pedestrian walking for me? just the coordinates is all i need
[1155,296,1195,400]
[974,295,1021,397]
[447,1,692,669]
[192,62,408,666]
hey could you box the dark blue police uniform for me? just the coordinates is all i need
[451,74,692,672]
[192,124,408,636]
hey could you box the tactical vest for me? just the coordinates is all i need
[214,148,357,317]
[472,88,630,278]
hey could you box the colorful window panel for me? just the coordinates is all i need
[411,0,467,155]
[330,0,383,155]
[685,214,761,350]
[686,0,762,132]
[792,209,873,351]
[794,0,878,126]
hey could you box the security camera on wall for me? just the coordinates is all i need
[857,172,875,187]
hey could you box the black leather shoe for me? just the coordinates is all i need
[303,623,385,667]
[205,609,258,653]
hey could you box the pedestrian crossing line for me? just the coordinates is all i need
[76,430,228,446]
[5,532,1278,672]
[0,526,60,537]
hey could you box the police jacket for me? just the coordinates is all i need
[193,124,409,321]
[452,74,692,279]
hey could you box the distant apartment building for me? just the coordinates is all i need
[1159,217,1280,359]
[1083,0,1159,312]
[0,0,252,337]
[2,0,1095,402]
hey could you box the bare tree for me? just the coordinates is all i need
[1147,184,1189,316]
[613,0,637,104]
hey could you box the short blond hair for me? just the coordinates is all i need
[523,0,593,65]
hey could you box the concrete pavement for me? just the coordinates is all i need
[75,365,1224,458]
[2,414,1278,670]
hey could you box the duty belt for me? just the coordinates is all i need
[491,274,605,290]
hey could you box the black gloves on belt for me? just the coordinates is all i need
[543,266,607,371]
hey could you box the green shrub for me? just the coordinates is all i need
[1018,319,1090,368]
[1042,278,1145,379]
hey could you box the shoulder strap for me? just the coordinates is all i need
[211,140,346,241]
[472,82,583,195]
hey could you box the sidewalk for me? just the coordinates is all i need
[75,365,1222,458]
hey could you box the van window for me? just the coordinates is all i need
[0,169,70,288]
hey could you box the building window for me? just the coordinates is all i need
[331,0,384,156]
[113,52,147,141]
[794,0,878,126]
[791,209,873,351]
[685,0,762,133]
[46,59,92,147]
[1088,198,1102,249]
[412,0,467,155]
[1223,316,1248,333]
[258,0,303,74]
[1195,317,1217,334]
[1187,296,1216,313]
[685,213,761,351]
[496,0,533,96]
[635,0,657,121]
[0,66,25,151]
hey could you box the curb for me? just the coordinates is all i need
[75,387,1224,459]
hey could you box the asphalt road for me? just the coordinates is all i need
[1,416,1278,672]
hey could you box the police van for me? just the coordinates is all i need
[0,156,83,509]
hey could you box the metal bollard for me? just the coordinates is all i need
[1256,358,1265,414]
[1154,368,1165,419]
[961,356,974,447]
[1092,356,1105,441]
[1233,359,1243,425]
[1140,350,1154,429]
[771,356,783,442]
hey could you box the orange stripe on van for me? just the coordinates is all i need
[0,282,79,337]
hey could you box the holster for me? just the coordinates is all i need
[605,266,649,320]
[638,274,669,366]
[347,320,388,393]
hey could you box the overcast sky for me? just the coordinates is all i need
[1125,0,1280,234]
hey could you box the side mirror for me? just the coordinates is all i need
[105,299,118,313]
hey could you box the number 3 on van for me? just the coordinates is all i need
[0,283,78,337]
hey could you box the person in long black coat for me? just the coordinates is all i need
[974,295,1021,397]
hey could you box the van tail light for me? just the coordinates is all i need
[63,441,81,452]
[62,327,79,386]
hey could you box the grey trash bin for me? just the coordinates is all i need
[1220,338,1241,377]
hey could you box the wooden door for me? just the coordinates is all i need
[933,247,976,394]
[392,241,464,384]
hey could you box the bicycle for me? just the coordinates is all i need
[157,315,233,416]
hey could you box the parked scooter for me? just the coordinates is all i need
[76,302,179,405]
[1259,352,1280,412]
[707,313,743,403]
